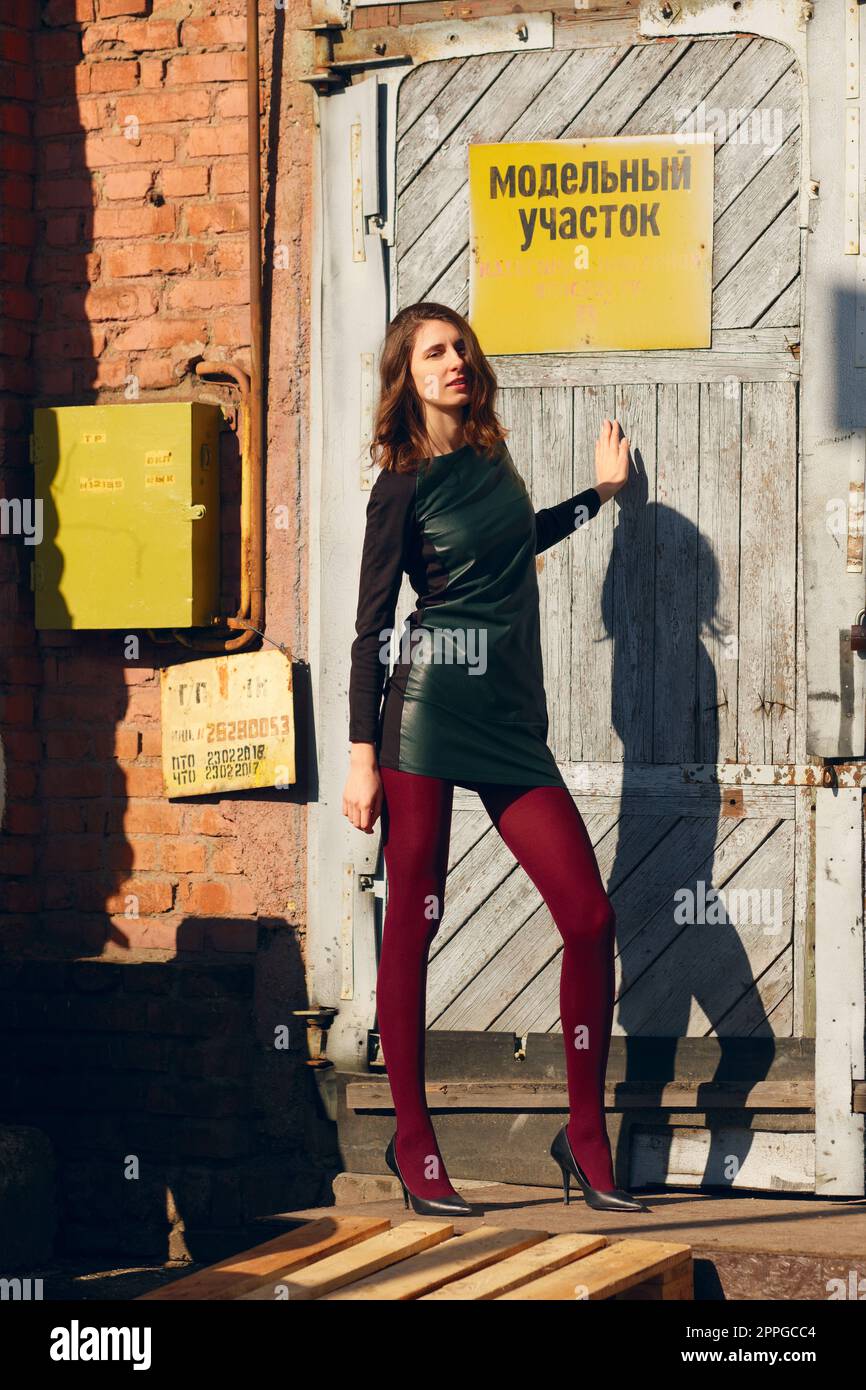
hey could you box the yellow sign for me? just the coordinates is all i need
[160,648,295,798]
[468,135,714,354]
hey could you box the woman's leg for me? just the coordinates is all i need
[378,765,459,1198]
[474,781,618,1192]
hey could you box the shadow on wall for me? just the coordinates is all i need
[0,6,335,1269]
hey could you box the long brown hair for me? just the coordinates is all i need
[368,302,508,476]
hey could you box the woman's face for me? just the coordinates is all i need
[409,319,470,409]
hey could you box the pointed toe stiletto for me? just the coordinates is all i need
[385,1134,473,1216]
[550,1125,650,1213]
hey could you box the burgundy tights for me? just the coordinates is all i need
[377,765,617,1198]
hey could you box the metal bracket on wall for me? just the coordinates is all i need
[360,351,375,488]
[299,14,552,93]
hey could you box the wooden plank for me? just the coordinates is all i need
[345,1076,815,1110]
[697,380,742,760]
[237,1220,455,1301]
[136,1217,391,1301]
[615,1265,694,1299]
[395,56,463,141]
[621,820,794,1035]
[419,1232,607,1299]
[814,787,865,1195]
[610,383,656,761]
[713,948,794,1036]
[714,210,801,328]
[570,385,617,760]
[495,1238,691,1300]
[536,385,574,761]
[737,381,797,762]
[489,347,799,388]
[319,1226,547,1299]
[713,136,800,284]
[631,1125,814,1191]
[655,382,700,762]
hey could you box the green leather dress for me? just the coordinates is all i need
[348,439,601,788]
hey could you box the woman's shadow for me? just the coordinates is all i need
[599,446,779,1194]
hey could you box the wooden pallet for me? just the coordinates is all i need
[137,1217,693,1301]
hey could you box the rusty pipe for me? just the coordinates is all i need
[166,0,266,655]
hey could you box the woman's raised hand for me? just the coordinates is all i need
[593,418,632,504]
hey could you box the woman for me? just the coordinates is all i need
[342,301,648,1216]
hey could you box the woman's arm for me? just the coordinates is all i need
[534,487,602,555]
[348,466,417,746]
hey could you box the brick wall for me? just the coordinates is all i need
[0,0,320,1263]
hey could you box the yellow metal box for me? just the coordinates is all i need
[32,402,221,630]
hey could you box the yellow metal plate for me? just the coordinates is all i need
[160,649,295,798]
[468,135,714,354]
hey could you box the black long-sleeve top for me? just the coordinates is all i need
[348,453,601,745]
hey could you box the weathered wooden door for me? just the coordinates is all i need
[391,35,808,1081]
[312,7,863,1195]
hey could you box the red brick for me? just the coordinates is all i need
[181,879,256,916]
[125,687,160,720]
[183,806,234,836]
[102,168,154,200]
[1,730,41,761]
[112,317,208,352]
[166,277,248,311]
[114,89,209,125]
[43,0,95,24]
[168,53,246,85]
[160,165,208,198]
[43,837,103,871]
[214,86,247,120]
[80,132,174,167]
[1,690,33,724]
[161,840,207,873]
[91,205,174,238]
[121,802,182,835]
[114,727,141,758]
[36,30,82,64]
[40,178,96,209]
[78,284,158,321]
[111,916,203,951]
[186,123,247,159]
[180,15,246,46]
[3,803,42,835]
[104,879,174,914]
[211,308,250,347]
[139,59,163,88]
[44,730,91,759]
[0,839,36,874]
[202,920,258,952]
[112,764,164,796]
[98,0,149,16]
[2,881,40,912]
[5,763,36,798]
[185,199,249,236]
[125,724,159,760]
[41,764,108,798]
[104,242,191,277]
[87,60,140,94]
[106,836,159,871]
[210,160,247,195]
[0,102,30,137]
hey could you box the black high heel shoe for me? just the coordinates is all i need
[550,1125,650,1213]
[384,1133,472,1216]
